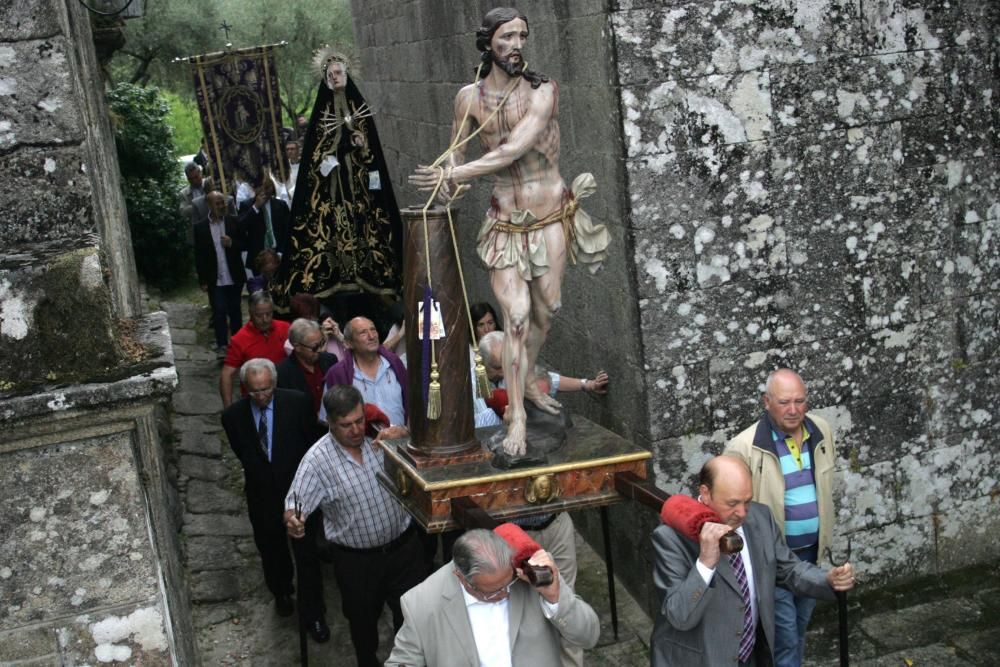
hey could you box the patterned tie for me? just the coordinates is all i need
[263,203,276,249]
[729,551,755,663]
[257,410,269,461]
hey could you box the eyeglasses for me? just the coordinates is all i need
[247,387,274,396]
[461,568,516,602]
[297,341,324,352]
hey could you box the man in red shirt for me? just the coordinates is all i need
[220,291,290,408]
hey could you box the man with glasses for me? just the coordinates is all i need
[277,318,338,418]
[220,358,328,641]
[386,528,600,666]
[724,369,838,667]
[284,385,425,667]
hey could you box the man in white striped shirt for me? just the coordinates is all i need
[284,385,425,667]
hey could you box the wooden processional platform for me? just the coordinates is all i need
[376,417,650,532]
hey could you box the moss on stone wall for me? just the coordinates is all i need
[0,248,131,394]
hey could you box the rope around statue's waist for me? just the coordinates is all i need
[489,196,580,234]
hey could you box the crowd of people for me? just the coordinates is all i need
[203,283,852,667]
[213,296,853,666]
[211,279,609,664]
[180,6,857,666]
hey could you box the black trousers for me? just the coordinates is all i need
[249,505,325,622]
[328,528,426,667]
[209,283,242,347]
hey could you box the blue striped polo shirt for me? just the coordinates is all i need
[771,421,819,551]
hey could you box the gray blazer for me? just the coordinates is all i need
[386,560,600,666]
[650,502,835,666]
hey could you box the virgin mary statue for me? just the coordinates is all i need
[273,47,402,311]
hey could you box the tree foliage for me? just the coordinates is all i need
[107,82,190,289]
[111,0,353,121]
[110,0,222,89]
[162,90,202,155]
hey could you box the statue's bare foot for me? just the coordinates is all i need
[525,385,562,415]
[502,419,527,457]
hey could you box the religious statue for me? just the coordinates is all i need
[274,47,403,311]
[411,7,610,457]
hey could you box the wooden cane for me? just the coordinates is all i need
[825,539,852,667]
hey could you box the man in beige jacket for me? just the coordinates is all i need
[724,369,837,667]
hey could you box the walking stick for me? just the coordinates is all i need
[825,538,852,667]
[295,494,308,667]
[600,506,619,641]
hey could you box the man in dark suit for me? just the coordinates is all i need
[194,191,245,352]
[221,358,329,642]
[651,455,856,666]
[277,318,338,419]
[238,173,290,272]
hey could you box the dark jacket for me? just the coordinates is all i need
[193,214,245,288]
[276,352,338,408]
[220,388,323,523]
[238,197,291,267]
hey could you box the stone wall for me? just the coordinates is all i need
[350,0,1000,611]
[1,0,141,393]
[0,314,192,664]
[0,1,192,662]
[615,0,999,596]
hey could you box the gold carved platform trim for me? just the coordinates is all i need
[377,416,652,533]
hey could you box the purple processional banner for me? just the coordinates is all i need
[187,43,286,196]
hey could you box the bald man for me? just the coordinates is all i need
[193,191,245,352]
[321,316,409,440]
[651,456,853,667]
[724,369,837,667]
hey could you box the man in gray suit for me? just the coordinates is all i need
[651,456,855,666]
[386,528,600,666]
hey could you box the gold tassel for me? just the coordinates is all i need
[474,353,492,399]
[427,365,442,420]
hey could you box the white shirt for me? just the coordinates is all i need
[353,356,405,427]
[461,588,512,667]
[459,578,561,667]
[695,525,758,629]
[284,434,410,548]
[235,181,255,209]
[470,347,502,428]
[208,217,234,286]
[286,162,299,199]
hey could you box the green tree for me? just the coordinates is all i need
[108,82,190,289]
[218,0,353,119]
[111,0,353,122]
[162,90,202,155]
[111,0,223,89]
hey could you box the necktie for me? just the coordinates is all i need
[263,203,276,249]
[729,551,755,663]
[257,410,269,461]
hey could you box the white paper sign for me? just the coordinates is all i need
[368,170,382,190]
[319,155,340,177]
[417,300,446,340]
